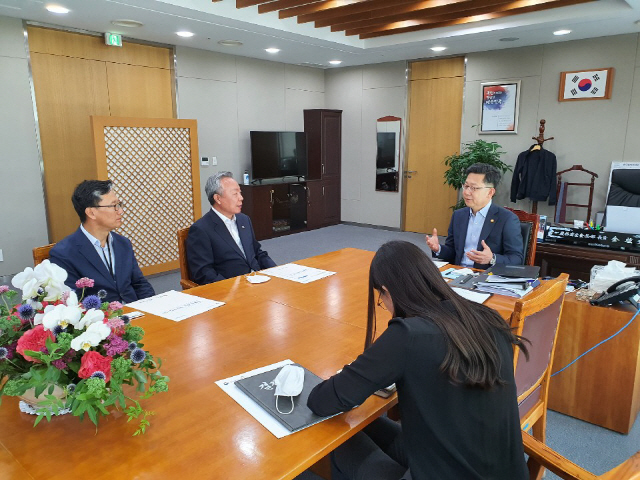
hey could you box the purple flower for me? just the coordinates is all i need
[52,348,76,370]
[104,333,129,356]
[90,371,107,380]
[52,325,66,336]
[0,347,8,360]
[82,295,101,310]
[75,277,95,289]
[121,315,131,325]
[128,341,137,351]
[52,359,67,369]
[18,304,35,320]
[130,348,146,364]
[0,285,9,294]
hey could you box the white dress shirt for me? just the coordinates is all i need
[212,207,246,258]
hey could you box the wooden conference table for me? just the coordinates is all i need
[0,248,518,480]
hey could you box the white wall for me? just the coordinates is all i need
[464,34,640,222]
[325,61,407,229]
[175,47,325,213]
[0,16,49,276]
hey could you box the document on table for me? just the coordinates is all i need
[261,263,336,284]
[217,359,295,439]
[451,287,491,304]
[433,260,449,268]
[126,290,224,321]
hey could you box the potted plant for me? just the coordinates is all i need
[443,138,512,209]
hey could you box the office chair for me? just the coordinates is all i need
[522,431,640,479]
[511,273,569,480]
[505,207,540,266]
[32,244,55,266]
[177,227,198,290]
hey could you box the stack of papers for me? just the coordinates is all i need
[261,263,335,284]
[474,277,539,298]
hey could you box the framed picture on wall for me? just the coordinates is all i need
[479,81,520,134]
[559,68,614,102]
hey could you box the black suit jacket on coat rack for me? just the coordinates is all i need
[510,146,557,205]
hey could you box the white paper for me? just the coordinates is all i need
[216,359,294,439]
[451,287,491,304]
[432,260,449,268]
[126,290,224,321]
[441,267,476,280]
[261,263,336,284]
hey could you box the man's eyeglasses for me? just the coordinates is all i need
[93,202,124,211]
[462,184,493,192]
[376,291,387,310]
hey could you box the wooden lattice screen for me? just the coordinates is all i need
[91,117,201,276]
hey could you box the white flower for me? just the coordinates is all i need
[65,291,79,308]
[43,282,69,302]
[41,304,82,331]
[70,322,110,351]
[34,260,67,286]
[77,308,105,330]
[11,267,36,290]
[20,278,40,301]
[33,304,55,326]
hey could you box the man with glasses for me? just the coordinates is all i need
[426,163,523,269]
[50,179,155,303]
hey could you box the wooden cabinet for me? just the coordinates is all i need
[240,184,272,240]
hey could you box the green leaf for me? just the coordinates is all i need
[133,370,147,384]
[87,406,98,425]
[33,415,44,427]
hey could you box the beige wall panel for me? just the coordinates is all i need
[404,76,462,234]
[30,52,110,242]
[285,64,324,92]
[27,26,170,68]
[363,61,407,89]
[410,57,464,81]
[106,63,174,118]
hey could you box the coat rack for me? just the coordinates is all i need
[529,119,554,214]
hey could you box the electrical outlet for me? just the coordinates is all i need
[212,156,217,166]
[0,249,3,262]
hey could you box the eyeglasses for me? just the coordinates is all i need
[462,184,493,192]
[93,202,124,211]
[376,291,387,310]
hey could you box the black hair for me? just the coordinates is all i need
[71,180,113,223]
[465,163,502,188]
[366,241,527,389]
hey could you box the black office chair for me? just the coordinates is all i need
[506,208,539,266]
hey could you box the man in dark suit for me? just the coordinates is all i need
[426,163,523,269]
[186,172,276,284]
[50,180,155,303]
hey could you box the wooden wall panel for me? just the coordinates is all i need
[28,26,171,68]
[403,57,464,234]
[30,53,110,241]
[106,63,174,118]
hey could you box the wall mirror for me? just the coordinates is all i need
[375,116,401,192]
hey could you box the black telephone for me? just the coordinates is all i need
[590,276,640,307]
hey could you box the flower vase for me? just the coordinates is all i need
[19,386,71,416]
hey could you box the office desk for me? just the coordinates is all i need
[548,293,640,433]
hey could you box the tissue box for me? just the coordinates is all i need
[590,262,639,292]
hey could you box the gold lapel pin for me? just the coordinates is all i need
[490,219,495,223]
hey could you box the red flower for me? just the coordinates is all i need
[16,325,54,363]
[78,351,112,382]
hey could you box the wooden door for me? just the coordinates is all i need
[321,111,342,177]
[241,185,273,240]
[322,177,341,225]
[403,58,464,234]
[306,180,323,230]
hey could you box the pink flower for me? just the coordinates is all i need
[106,317,124,330]
[108,301,123,311]
[104,333,129,356]
[0,285,9,294]
[75,278,95,289]
[78,351,112,382]
[16,325,55,363]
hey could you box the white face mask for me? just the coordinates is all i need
[273,365,305,415]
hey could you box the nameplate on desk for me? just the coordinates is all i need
[545,226,640,253]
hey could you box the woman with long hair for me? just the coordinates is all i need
[307,240,528,480]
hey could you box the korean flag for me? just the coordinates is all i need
[563,69,610,99]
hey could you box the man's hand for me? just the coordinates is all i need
[425,228,440,253]
[467,240,493,265]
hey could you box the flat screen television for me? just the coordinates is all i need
[376,132,396,169]
[250,131,307,180]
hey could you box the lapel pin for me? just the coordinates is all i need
[490,219,495,223]
[241,225,245,229]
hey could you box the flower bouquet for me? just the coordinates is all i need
[0,260,168,435]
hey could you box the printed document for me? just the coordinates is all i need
[127,290,224,321]
[261,263,336,284]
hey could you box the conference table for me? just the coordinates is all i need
[0,248,518,480]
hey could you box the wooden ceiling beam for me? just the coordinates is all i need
[329,0,511,32]
[259,0,323,14]
[288,0,423,22]
[357,0,591,38]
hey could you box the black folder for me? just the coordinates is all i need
[235,364,330,433]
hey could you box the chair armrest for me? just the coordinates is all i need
[180,279,199,290]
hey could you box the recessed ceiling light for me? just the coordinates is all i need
[218,40,243,47]
[499,37,520,42]
[176,31,195,38]
[554,29,571,36]
[111,19,143,28]
[46,4,70,14]
[430,46,447,52]
[634,20,640,26]
[265,48,280,54]
[329,60,342,65]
